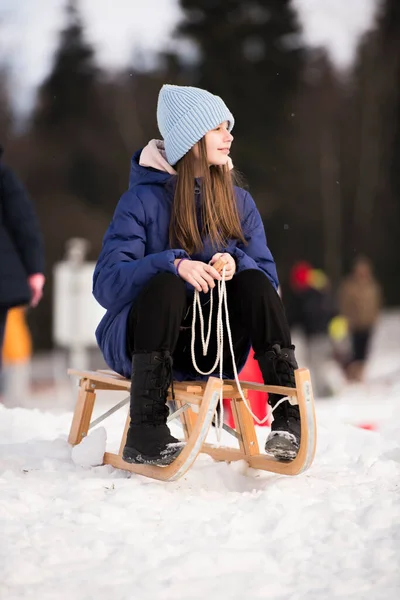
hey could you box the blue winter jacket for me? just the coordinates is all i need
[93,149,279,380]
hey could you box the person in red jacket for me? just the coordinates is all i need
[285,261,337,396]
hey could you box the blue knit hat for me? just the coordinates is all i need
[157,84,234,166]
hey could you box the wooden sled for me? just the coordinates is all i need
[68,367,317,482]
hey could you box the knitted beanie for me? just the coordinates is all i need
[157,84,234,166]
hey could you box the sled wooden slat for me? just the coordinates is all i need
[97,369,126,378]
[200,444,245,462]
[173,381,235,394]
[169,390,204,405]
[68,367,317,481]
[230,381,298,396]
[118,413,130,456]
[68,380,96,445]
[169,389,243,404]
[67,369,296,398]
[176,400,198,439]
[174,378,297,396]
[230,390,260,456]
[68,369,131,391]
[175,384,203,394]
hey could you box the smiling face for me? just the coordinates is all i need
[192,121,234,167]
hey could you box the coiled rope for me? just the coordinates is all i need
[190,265,289,442]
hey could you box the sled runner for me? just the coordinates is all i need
[68,367,316,481]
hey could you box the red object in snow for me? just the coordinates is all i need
[223,348,270,427]
[357,423,378,431]
[290,260,312,291]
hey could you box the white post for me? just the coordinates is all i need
[66,238,90,371]
[53,238,106,373]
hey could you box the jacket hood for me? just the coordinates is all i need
[129,139,176,188]
[129,138,234,189]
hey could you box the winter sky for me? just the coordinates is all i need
[0,0,380,115]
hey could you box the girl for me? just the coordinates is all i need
[93,84,299,466]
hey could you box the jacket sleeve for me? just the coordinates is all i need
[1,165,45,275]
[231,191,279,289]
[93,191,188,311]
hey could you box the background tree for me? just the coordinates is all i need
[19,0,126,347]
[175,0,304,212]
[0,67,13,145]
[337,0,400,302]
[277,52,343,285]
[378,0,400,304]
[31,0,126,211]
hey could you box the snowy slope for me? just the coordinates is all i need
[1,313,400,600]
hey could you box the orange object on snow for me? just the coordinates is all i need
[2,307,32,365]
[223,348,270,427]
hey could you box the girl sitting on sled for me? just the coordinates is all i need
[93,84,299,466]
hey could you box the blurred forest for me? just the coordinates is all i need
[0,0,399,350]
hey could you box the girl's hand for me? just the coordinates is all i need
[210,253,236,281]
[174,259,221,293]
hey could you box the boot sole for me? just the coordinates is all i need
[122,443,184,467]
[265,435,299,461]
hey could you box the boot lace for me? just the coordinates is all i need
[149,353,174,423]
[265,344,296,389]
[262,345,299,420]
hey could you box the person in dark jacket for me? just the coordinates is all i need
[0,147,45,371]
[93,84,299,466]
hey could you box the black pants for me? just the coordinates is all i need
[0,307,7,371]
[351,329,371,362]
[126,270,291,378]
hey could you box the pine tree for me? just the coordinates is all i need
[34,0,98,130]
[25,1,126,348]
[0,68,14,144]
[381,0,400,206]
[376,0,400,303]
[32,0,125,210]
[176,0,304,208]
[339,0,400,303]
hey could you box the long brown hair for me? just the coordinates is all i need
[169,137,246,255]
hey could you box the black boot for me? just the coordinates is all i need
[256,344,300,461]
[123,351,184,466]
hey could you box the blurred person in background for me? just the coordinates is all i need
[338,256,383,382]
[0,145,45,398]
[284,261,337,397]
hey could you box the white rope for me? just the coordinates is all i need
[190,266,287,442]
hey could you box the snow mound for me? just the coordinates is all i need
[71,427,107,468]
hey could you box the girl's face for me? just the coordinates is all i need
[193,121,234,166]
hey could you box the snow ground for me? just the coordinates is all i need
[1,312,400,600]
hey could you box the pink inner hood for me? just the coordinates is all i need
[139,139,234,173]
[139,140,177,174]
